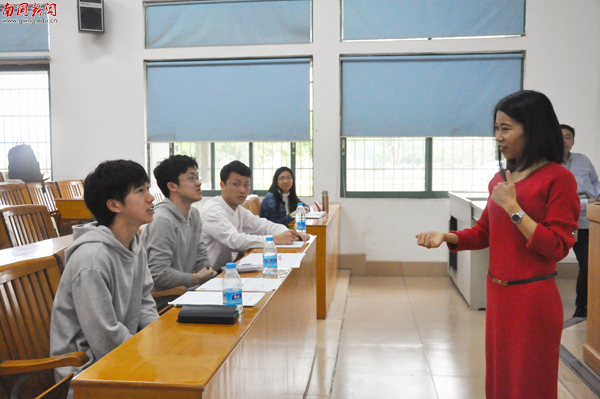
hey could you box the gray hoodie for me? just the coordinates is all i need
[50,222,158,393]
[141,198,211,291]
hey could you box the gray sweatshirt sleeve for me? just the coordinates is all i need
[139,264,159,330]
[144,217,194,289]
[72,268,132,360]
[195,217,211,270]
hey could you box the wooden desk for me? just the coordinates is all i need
[0,235,73,267]
[55,197,93,220]
[72,240,317,398]
[307,204,340,319]
[584,203,600,374]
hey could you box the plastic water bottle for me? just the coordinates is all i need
[263,236,278,276]
[295,203,306,233]
[222,262,243,315]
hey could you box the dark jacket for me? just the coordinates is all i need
[260,192,308,226]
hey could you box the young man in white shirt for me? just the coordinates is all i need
[142,155,217,292]
[201,161,309,270]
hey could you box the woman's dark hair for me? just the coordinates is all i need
[84,160,150,227]
[494,90,563,175]
[268,167,300,214]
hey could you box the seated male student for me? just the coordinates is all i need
[50,160,159,398]
[201,161,309,270]
[142,155,217,291]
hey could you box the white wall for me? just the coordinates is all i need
[36,0,600,262]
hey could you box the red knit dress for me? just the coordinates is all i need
[449,162,580,399]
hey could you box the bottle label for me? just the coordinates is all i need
[263,255,277,269]
[295,220,306,231]
[223,289,242,306]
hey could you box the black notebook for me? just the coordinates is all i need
[177,305,239,325]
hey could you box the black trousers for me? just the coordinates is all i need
[573,229,589,308]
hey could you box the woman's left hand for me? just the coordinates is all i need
[491,170,519,213]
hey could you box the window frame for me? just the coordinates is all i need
[148,141,312,197]
[0,63,52,179]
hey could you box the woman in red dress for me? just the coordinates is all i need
[416,90,580,399]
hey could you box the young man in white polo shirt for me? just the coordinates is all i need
[201,161,308,270]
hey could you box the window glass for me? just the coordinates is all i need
[0,70,51,178]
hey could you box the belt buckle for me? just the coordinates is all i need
[492,277,508,286]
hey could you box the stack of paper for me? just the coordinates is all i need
[168,291,265,307]
[197,277,284,292]
[306,211,326,219]
[239,253,305,270]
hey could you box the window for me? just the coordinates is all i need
[146,0,311,48]
[148,140,313,197]
[341,53,522,197]
[146,57,313,196]
[342,0,525,41]
[0,65,51,179]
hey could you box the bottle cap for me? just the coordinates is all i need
[226,262,236,269]
[266,236,273,242]
[322,190,328,195]
[298,203,303,206]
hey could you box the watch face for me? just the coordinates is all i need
[511,214,520,223]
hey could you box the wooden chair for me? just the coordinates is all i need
[55,181,84,199]
[150,189,165,205]
[0,172,4,183]
[34,374,73,399]
[151,286,187,316]
[26,183,61,232]
[52,248,67,275]
[0,184,32,206]
[240,200,251,212]
[0,256,88,399]
[0,205,57,248]
[247,194,261,216]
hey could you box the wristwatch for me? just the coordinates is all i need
[511,210,526,224]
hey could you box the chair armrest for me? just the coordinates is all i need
[0,351,89,376]
[152,286,187,299]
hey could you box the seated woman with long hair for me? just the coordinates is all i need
[260,167,309,226]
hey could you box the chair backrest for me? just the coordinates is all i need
[34,374,74,399]
[26,182,59,213]
[0,171,4,182]
[0,205,58,247]
[0,183,33,205]
[247,194,261,216]
[150,188,165,205]
[0,256,62,398]
[240,199,251,211]
[55,180,84,199]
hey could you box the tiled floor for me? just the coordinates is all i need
[300,271,598,399]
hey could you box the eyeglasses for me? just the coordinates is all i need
[278,176,293,181]
[181,175,202,182]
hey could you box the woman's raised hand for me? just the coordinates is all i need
[416,231,446,249]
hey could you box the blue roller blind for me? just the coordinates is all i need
[146,0,311,48]
[147,58,311,142]
[343,0,525,40]
[0,6,49,52]
[341,53,523,138]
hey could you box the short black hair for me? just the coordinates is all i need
[494,90,563,173]
[84,160,149,227]
[560,124,575,138]
[153,155,198,198]
[220,160,251,183]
